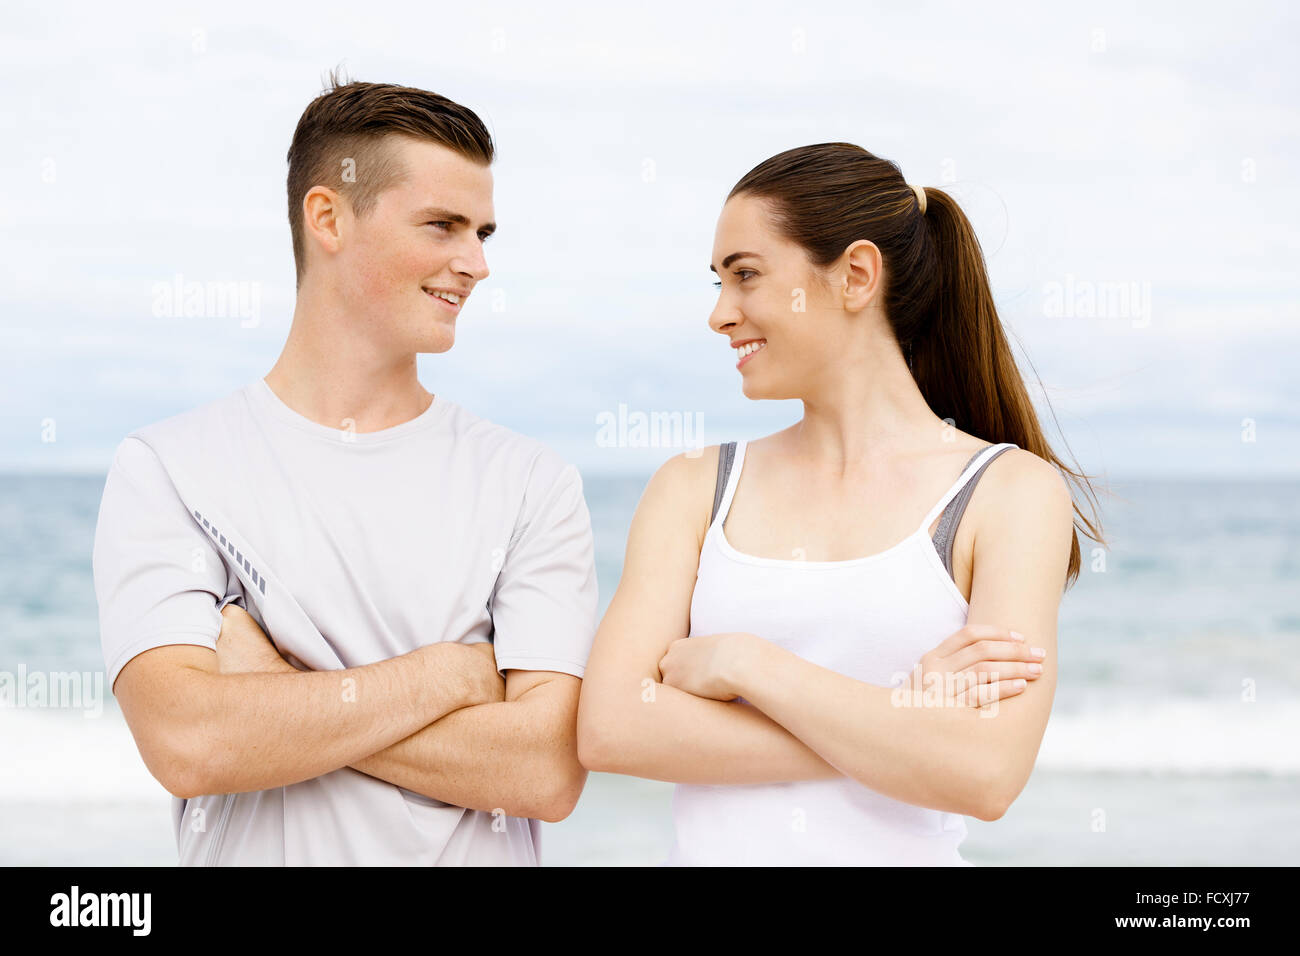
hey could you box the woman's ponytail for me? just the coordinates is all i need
[911,187,1104,586]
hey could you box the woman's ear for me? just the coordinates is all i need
[840,239,882,311]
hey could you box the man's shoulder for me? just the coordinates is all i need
[441,400,579,494]
[109,385,254,478]
[126,384,253,445]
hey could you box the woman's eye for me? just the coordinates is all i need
[714,270,756,289]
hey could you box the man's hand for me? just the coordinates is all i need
[453,641,507,707]
[216,603,505,710]
[217,604,296,675]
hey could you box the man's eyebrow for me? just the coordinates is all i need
[416,206,496,236]
[708,251,762,273]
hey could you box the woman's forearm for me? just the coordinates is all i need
[730,637,1002,819]
[581,675,841,784]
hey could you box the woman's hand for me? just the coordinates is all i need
[658,632,756,701]
[896,623,1047,709]
[217,603,297,675]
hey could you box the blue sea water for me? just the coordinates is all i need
[0,471,1297,865]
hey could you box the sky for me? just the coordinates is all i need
[1,0,1297,479]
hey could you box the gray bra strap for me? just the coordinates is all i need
[710,440,1009,581]
[932,445,1014,578]
[710,442,738,525]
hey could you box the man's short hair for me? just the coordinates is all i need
[286,68,494,287]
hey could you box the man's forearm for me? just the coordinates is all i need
[581,676,842,785]
[349,684,579,821]
[177,644,470,796]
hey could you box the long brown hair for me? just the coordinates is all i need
[729,142,1103,588]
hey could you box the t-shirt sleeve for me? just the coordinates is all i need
[489,459,599,679]
[92,436,231,692]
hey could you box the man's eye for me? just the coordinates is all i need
[427,221,452,230]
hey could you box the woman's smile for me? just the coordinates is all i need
[734,338,767,369]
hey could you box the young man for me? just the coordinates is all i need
[91,75,598,865]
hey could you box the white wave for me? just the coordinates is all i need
[1037,696,1300,775]
[0,695,1295,809]
[0,705,167,802]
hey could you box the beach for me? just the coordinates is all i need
[1,472,1296,865]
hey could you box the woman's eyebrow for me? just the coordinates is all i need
[709,252,763,273]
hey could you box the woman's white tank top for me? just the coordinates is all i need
[665,439,1018,866]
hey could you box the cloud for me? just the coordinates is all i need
[1,0,1296,477]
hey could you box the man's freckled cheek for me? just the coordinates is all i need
[356,247,421,297]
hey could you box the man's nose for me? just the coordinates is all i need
[453,241,490,281]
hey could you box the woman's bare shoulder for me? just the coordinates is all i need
[636,444,728,547]
[971,447,1074,528]
[984,447,1070,491]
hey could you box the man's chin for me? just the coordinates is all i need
[412,329,456,354]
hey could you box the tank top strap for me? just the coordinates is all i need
[709,440,747,528]
[917,442,1019,534]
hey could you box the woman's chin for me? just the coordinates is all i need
[740,373,800,401]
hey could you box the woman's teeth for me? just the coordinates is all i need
[735,340,766,359]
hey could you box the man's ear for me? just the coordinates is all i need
[302,186,346,257]
[840,239,883,312]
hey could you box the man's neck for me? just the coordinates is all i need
[263,307,433,434]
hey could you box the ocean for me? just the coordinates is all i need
[1,472,1297,865]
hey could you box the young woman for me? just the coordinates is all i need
[576,143,1104,866]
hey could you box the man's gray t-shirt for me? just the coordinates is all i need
[92,379,598,865]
